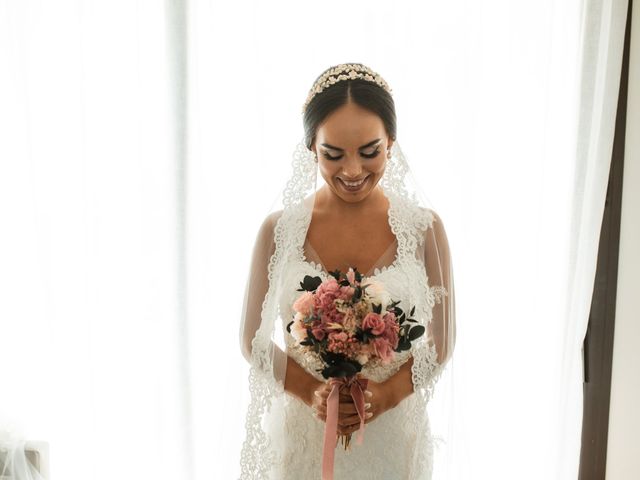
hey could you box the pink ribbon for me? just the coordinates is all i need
[321,374,369,480]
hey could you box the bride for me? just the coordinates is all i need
[238,63,456,479]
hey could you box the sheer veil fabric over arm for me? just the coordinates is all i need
[238,138,457,479]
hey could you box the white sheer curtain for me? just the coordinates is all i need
[186,1,627,479]
[0,1,192,479]
[1,0,628,479]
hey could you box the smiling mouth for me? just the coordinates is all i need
[338,175,370,187]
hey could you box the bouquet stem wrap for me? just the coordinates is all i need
[322,374,369,480]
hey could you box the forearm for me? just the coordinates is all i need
[383,355,415,409]
[284,353,323,407]
[246,340,323,407]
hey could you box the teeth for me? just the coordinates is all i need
[342,176,368,187]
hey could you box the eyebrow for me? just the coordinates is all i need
[320,138,382,151]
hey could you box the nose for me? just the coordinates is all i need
[340,155,364,179]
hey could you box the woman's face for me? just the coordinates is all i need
[312,101,393,204]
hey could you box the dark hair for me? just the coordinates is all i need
[302,64,397,151]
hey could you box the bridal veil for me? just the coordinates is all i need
[237,63,459,479]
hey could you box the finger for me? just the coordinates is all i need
[338,413,367,426]
[315,388,336,406]
[338,401,371,415]
[314,389,330,400]
[312,406,327,422]
[338,391,367,403]
[340,411,374,428]
[320,400,358,417]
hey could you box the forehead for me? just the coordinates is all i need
[316,104,385,145]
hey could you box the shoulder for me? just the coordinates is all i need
[255,209,283,240]
[418,206,442,226]
[263,209,284,227]
[417,207,450,244]
[417,206,445,229]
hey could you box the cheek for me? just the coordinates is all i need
[318,162,339,178]
[369,157,387,175]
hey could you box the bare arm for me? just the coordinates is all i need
[283,351,323,407]
[381,355,415,409]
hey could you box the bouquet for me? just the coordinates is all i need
[287,266,425,479]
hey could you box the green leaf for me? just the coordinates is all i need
[397,338,411,351]
[328,269,342,281]
[408,325,425,341]
[298,275,323,292]
[353,286,363,301]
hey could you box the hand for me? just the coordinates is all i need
[311,377,396,436]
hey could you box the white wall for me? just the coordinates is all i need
[606,2,640,478]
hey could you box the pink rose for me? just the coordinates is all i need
[320,306,343,326]
[372,337,395,364]
[337,285,355,301]
[382,312,400,348]
[362,312,385,335]
[383,311,396,325]
[317,277,340,298]
[293,291,315,315]
[381,324,399,349]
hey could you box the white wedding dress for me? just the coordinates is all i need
[239,142,455,480]
[272,201,449,478]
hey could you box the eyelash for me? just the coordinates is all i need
[322,148,381,161]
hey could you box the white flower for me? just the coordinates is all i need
[290,312,308,343]
[356,353,370,365]
[362,279,391,310]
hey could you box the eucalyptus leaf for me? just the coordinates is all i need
[397,338,411,351]
[408,325,425,341]
[298,275,322,292]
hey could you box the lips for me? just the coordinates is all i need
[339,175,370,184]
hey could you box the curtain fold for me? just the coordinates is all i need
[0,1,192,478]
[556,0,630,477]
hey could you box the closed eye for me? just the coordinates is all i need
[322,148,381,161]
